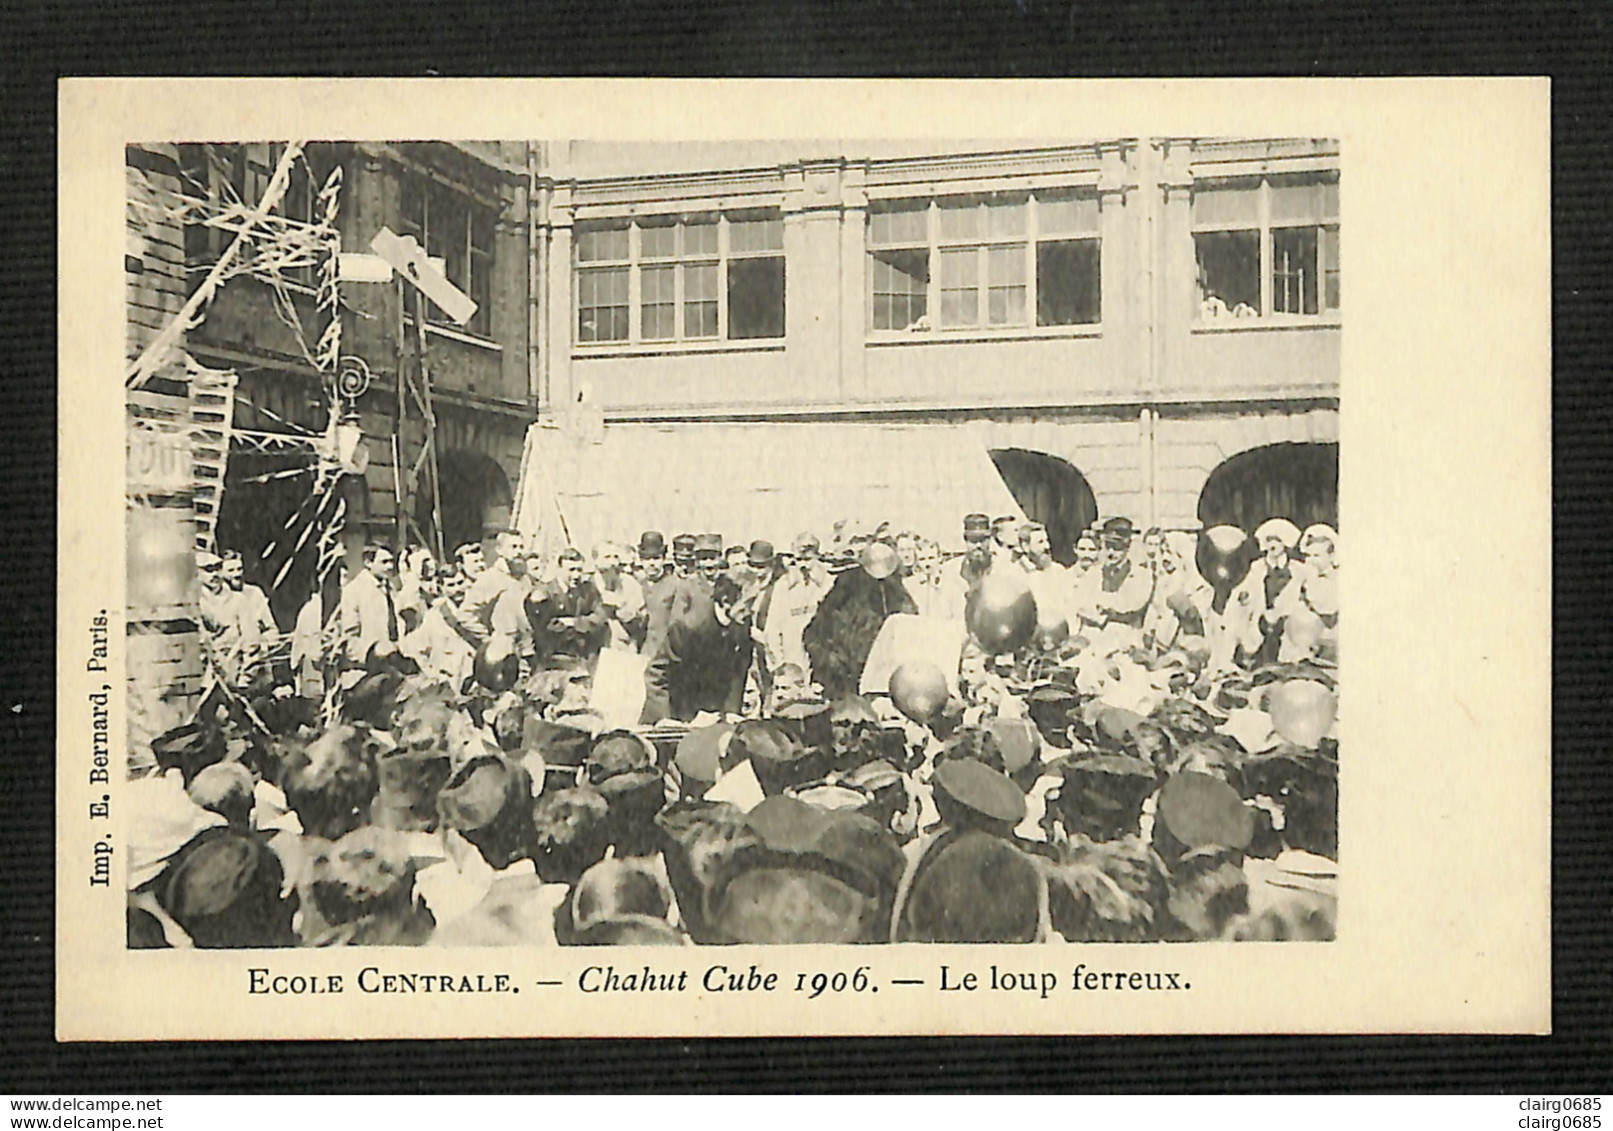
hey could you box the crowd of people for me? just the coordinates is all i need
[130,508,1339,949]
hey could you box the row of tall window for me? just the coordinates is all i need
[571,171,1339,346]
[173,147,1340,352]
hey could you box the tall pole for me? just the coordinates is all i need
[393,275,409,555]
[410,285,447,564]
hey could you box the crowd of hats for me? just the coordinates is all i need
[131,646,1337,949]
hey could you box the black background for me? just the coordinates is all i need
[3,0,1609,1092]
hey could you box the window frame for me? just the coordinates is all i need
[866,190,1103,340]
[1191,171,1340,327]
[572,212,786,350]
[398,173,498,340]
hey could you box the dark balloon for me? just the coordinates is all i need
[965,574,1038,655]
[1196,525,1255,591]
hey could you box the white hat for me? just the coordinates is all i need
[1254,518,1302,548]
[1300,523,1339,553]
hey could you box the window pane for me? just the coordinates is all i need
[940,247,978,287]
[1322,225,1340,310]
[988,244,1026,285]
[1192,181,1261,228]
[1037,192,1099,236]
[870,248,929,331]
[578,267,629,342]
[684,263,718,338]
[938,199,980,240]
[433,188,469,291]
[1037,239,1101,326]
[988,285,1026,326]
[642,264,674,303]
[683,262,717,301]
[399,179,425,244]
[985,198,1026,238]
[577,225,629,262]
[869,205,927,246]
[1272,227,1319,314]
[730,216,784,253]
[642,304,676,340]
[469,247,493,336]
[728,256,786,340]
[642,265,675,340]
[640,222,677,259]
[940,249,979,327]
[683,219,718,257]
[941,290,977,328]
[1195,230,1261,316]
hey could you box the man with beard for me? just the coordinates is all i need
[1072,517,1154,653]
[641,573,752,723]
[591,540,645,652]
[1017,521,1073,631]
[527,547,610,670]
[460,527,533,666]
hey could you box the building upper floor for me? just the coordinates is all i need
[131,137,1339,425]
[536,136,1340,418]
[153,140,535,416]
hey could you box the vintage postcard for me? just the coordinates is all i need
[57,78,1549,1039]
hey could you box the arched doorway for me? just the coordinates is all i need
[989,448,1098,566]
[1197,442,1338,533]
[425,449,515,559]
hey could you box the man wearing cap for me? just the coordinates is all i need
[336,544,403,684]
[1072,517,1154,652]
[591,541,645,652]
[1242,517,1307,665]
[693,533,725,590]
[670,533,698,579]
[527,547,610,670]
[933,514,994,622]
[640,533,706,662]
[459,527,534,664]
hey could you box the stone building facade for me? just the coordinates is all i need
[523,137,1339,563]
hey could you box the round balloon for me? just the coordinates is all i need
[472,641,519,693]
[965,574,1038,655]
[888,662,950,725]
[1196,525,1255,591]
[1034,613,1070,653]
[860,541,901,580]
[1265,679,1336,749]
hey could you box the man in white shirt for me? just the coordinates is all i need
[1017,521,1073,631]
[757,531,830,684]
[337,544,402,683]
[592,540,645,653]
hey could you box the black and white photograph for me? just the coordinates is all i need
[121,134,1340,952]
[56,76,1548,1041]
